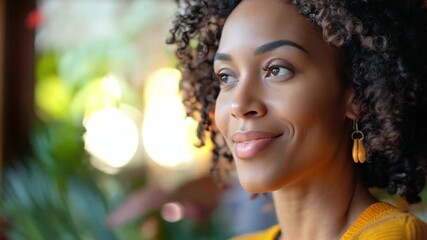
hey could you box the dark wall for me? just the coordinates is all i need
[2,0,36,167]
[1,0,5,171]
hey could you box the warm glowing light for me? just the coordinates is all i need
[142,68,209,169]
[88,157,120,175]
[161,202,184,222]
[84,107,139,169]
[79,74,131,124]
[143,68,181,102]
[100,75,122,101]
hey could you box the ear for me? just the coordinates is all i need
[344,87,359,120]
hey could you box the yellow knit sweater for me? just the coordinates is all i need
[231,202,427,240]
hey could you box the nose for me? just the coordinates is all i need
[230,79,267,119]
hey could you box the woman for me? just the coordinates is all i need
[167,0,427,239]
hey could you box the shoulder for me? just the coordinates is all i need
[347,202,427,240]
[357,212,427,240]
[230,225,280,240]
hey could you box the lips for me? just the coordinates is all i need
[232,131,282,159]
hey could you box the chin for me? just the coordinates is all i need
[238,178,280,193]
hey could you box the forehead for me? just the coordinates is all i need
[218,0,322,53]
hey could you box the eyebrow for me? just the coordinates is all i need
[214,39,309,61]
[214,52,233,61]
[255,39,309,55]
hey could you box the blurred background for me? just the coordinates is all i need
[0,0,277,239]
[0,0,425,240]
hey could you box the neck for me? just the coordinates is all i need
[273,159,376,240]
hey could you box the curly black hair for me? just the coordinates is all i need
[166,0,427,203]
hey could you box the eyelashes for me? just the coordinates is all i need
[263,64,293,79]
[214,59,295,87]
[262,59,295,79]
[215,71,238,86]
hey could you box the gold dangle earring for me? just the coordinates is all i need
[351,120,366,163]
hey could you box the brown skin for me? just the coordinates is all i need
[214,0,376,239]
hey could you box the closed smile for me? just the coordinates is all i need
[232,131,283,159]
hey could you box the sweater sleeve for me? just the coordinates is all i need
[354,213,427,240]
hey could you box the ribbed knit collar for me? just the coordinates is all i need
[264,202,398,240]
[340,202,398,240]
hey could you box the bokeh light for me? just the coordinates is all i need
[161,202,185,222]
[141,68,209,169]
[100,75,122,102]
[83,107,139,170]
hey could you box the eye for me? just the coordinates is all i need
[215,72,238,86]
[265,65,291,78]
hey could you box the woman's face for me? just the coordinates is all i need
[214,0,356,193]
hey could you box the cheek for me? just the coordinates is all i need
[271,83,344,129]
[214,92,229,135]
[270,90,320,125]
